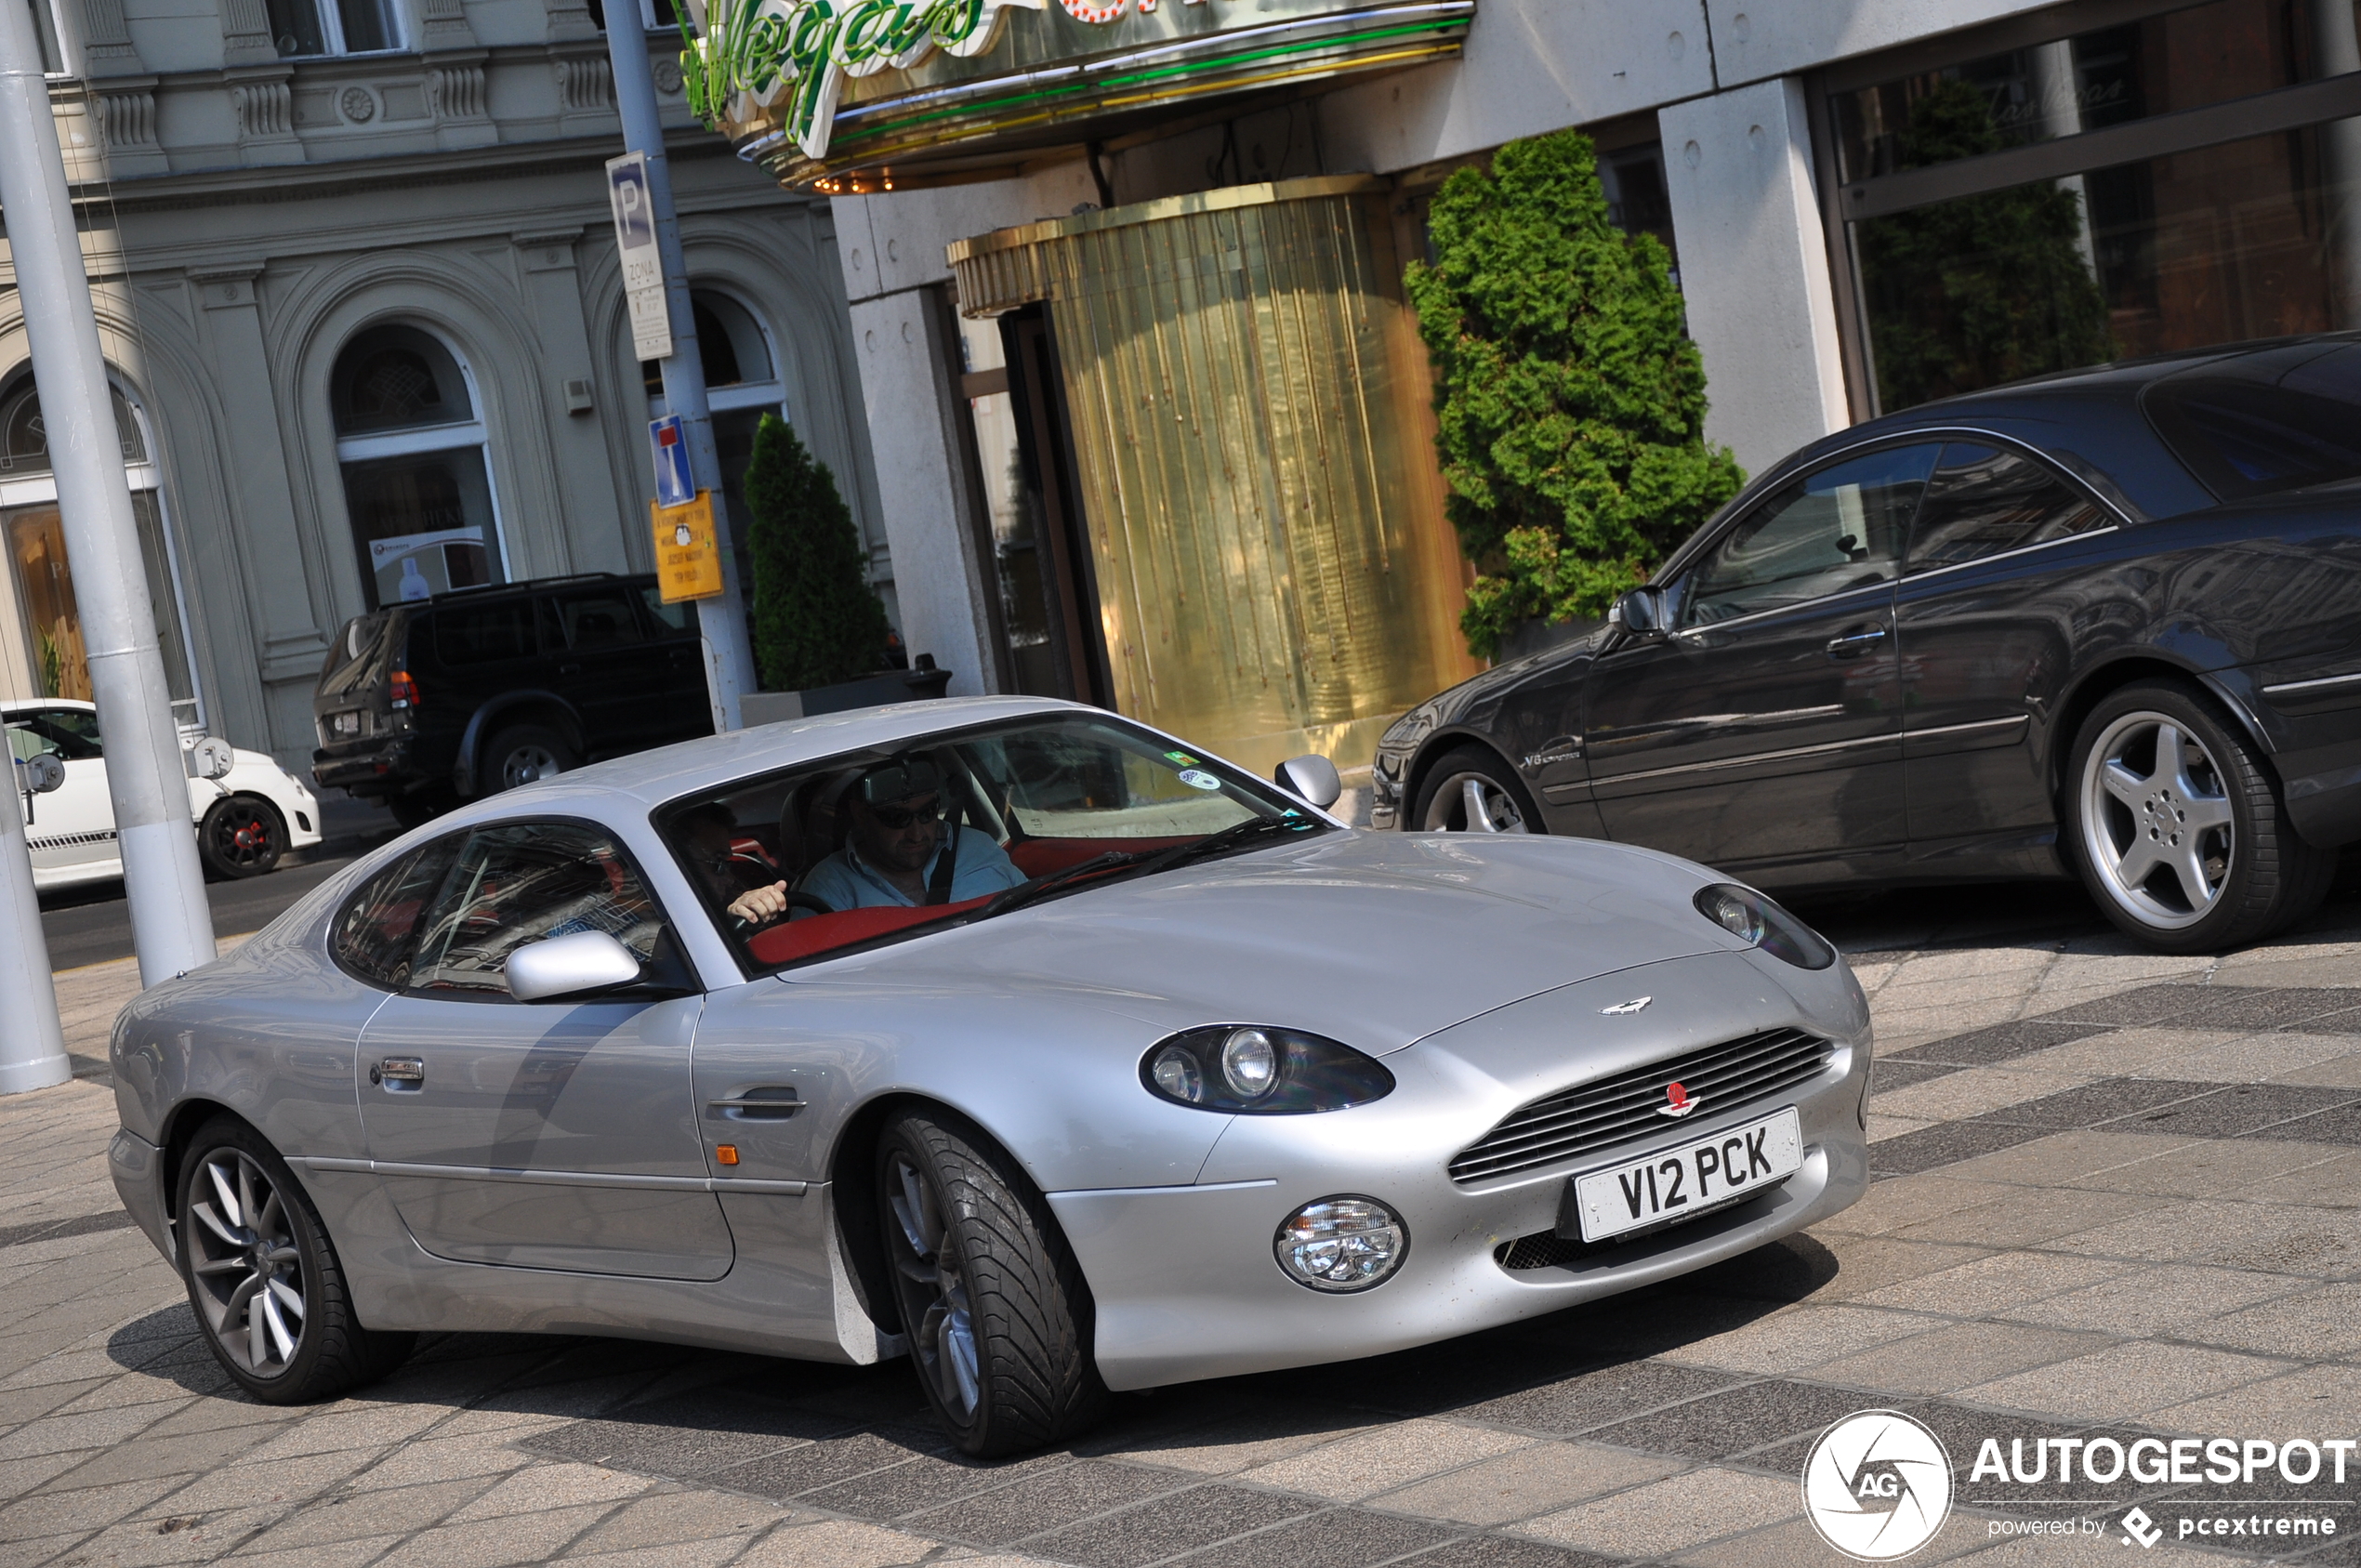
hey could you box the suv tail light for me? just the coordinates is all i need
[388,670,419,710]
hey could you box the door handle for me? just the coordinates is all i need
[557,662,582,676]
[1826,626,1888,660]
[708,1087,800,1120]
[372,1057,424,1087]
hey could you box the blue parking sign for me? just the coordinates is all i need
[650,415,694,508]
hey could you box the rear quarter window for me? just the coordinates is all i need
[318,611,403,695]
[332,837,462,989]
[2144,342,2361,501]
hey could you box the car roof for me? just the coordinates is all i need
[440,695,1101,821]
[1,698,95,713]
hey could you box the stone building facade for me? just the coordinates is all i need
[0,0,883,769]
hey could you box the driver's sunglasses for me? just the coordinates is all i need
[870,795,944,830]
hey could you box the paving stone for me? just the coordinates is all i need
[1889,1021,2114,1067]
[2128,1083,2361,1139]
[2197,988,2361,1032]
[1887,1186,2170,1249]
[795,1447,1073,1522]
[521,1396,854,1479]
[1813,1175,2017,1236]
[1998,1263,2300,1336]
[1654,1303,1930,1376]
[1238,1418,1533,1503]
[2148,1364,2361,1438]
[1583,1377,1866,1461]
[449,1459,652,1520]
[1866,1060,1963,1095]
[1451,1360,1740,1437]
[733,1518,943,1566]
[1165,1506,1461,1566]
[1976,1078,2225,1130]
[2183,1283,2361,1357]
[2074,1136,2350,1196]
[1369,1442,1682,1528]
[2260,1100,2361,1146]
[1960,1341,2292,1423]
[1515,1465,1798,1556]
[1019,1482,1322,1566]
[1868,1121,2053,1179]
[1084,1399,1384,1476]
[1398,1538,1624,1568]
[704,1428,949,1501]
[1855,1248,2135,1315]
[2035,985,2230,1028]
[906,1457,1185,1545]
[559,1487,789,1556]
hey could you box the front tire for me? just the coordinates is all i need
[197,796,284,879]
[1413,745,1538,834]
[875,1109,1107,1456]
[2066,679,2331,953]
[176,1116,414,1403]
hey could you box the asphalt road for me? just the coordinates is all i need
[37,794,401,970]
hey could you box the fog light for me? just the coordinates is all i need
[1273,1195,1406,1293]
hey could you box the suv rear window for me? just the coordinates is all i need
[2144,341,2361,501]
[434,600,549,665]
[319,610,404,696]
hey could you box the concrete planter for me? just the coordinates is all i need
[739,666,954,728]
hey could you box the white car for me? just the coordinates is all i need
[5,699,323,889]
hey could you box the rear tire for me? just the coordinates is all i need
[1413,745,1539,835]
[175,1116,413,1403]
[197,796,284,879]
[2065,679,2332,954]
[484,724,577,793]
[875,1108,1107,1456]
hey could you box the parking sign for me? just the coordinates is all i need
[607,152,672,361]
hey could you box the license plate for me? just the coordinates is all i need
[1570,1107,1803,1244]
[335,712,360,735]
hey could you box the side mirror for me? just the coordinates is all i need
[15,752,64,795]
[507,930,643,1003]
[1273,754,1342,810]
[1611,586,1669,641]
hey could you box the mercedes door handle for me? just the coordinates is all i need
[371,1057,424,1087]
[556,662,582,676]
[708,1088,801,1119]
[1826,626,1888,660]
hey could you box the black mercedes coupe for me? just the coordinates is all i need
[1372,334,2361,953]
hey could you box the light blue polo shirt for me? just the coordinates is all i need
[796,825,1027,910]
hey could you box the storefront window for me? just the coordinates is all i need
[333,324,507,608]
[1839,0,2361,411]
[957,313,1063,699]
[0,377,196,711]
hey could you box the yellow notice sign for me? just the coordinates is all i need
[651,491,722,602]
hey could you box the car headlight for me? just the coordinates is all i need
[1695,882,1837,970]
[1274,1195,1406,1291]
[1140,1025,1393,1113]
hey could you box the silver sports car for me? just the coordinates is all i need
[106,697,1871,1456]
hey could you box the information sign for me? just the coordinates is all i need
[652,491,723,602]
[607,151,673,361]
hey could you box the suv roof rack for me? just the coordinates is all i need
[428,572,629,602]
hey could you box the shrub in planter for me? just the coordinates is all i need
[744,413,890,692]
[1406,127,1744,660]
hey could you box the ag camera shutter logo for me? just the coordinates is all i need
[1802,1409,1954,1560]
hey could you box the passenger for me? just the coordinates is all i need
[797,758,1024,912]
[678,802,790,929]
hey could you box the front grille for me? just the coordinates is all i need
[1447,1026,1835,1184]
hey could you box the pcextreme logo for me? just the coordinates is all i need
[1802,1410,1954,1561]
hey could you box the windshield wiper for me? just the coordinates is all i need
[976,815,1322,921]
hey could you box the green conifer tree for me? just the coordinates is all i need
[743,413,889,691]
[1406,127,1743,660]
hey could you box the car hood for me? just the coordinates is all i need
[782,830,1733,1053]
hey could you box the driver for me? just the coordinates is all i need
[796,758,1024,914]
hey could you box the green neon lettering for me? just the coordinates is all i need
[930,0,981,47]
[837,0,896,63]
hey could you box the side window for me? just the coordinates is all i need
[407,821,679,998]
[1906,443,2110,573]
[8,709,99,761]
[433,600,542,665]
[1682,445,1940,626]
[331,837,463,989]
[557,590,647,649]
[640,584,690,635]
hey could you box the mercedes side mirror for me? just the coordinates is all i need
[507,929,644,1003]
[1273,754,1342,810]
[1611,586,1669,642]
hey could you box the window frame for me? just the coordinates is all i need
[266,0,405,59]
[1902,438,2122,576]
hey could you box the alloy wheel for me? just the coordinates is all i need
[2079,709,2235,930]
[1421,771,1530,833]
[205,800,277,871]
[882,1152,982,1423]
[184,1149,308,1378]
[500,744,561,789]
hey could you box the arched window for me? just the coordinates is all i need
[333,324,508,608]
[0,375,199,716]
[643,291,787,592]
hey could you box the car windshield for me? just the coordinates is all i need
[656,712,1327,972]
[5,707,101,762]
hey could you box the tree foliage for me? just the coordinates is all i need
[1858,77,2115,410]
[1406,128,1743,660]
[743,413,888,692]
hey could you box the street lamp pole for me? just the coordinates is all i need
[0,766,69,1095]
[0,0,215,992]
[603,1,756,732]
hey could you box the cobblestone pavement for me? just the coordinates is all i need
[7,883,2361,1567]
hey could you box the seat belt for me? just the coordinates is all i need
[925,780,964,905]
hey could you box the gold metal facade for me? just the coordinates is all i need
[951,178,1478,777]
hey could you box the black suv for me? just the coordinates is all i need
[311,573,710,827]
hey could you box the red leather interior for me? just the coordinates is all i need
[746,894,992,966]
[1006,836,1194,877]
